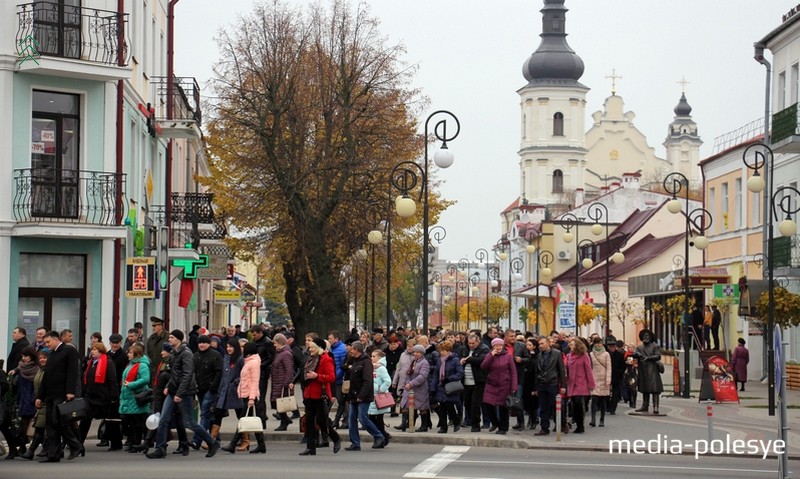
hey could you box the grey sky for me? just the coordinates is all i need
[175,0,784,263]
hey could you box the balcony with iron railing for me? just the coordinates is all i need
[773,235,800,269]
[150,193,226,247]
[151,76,202,139]
[12,168,127,238]
[771,102,800,153]
[15,2,132,81]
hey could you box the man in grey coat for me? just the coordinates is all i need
[147,330,220,459]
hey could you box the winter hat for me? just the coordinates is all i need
[162,343,172,353]
[197,335,211,344]
[491,338,504,347]
[109,333,123,344]
[313,337,327,351]
[412,345,426,354]
[170,329,184,342]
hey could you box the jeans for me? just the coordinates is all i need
[536,384,559,433]
[156,395,215,450]
[192,390,216,444]
[348,402,383,447]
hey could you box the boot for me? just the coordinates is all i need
[172,442,190,456]
[394,412,408,432]
[417,412,431,433]
[589,400,597,427]
[237,433,250,451]
[653,395,660,415]
[202,425,220,450]
[21,432,42,460]
[249,433,266,454]
[634,395,649,413]
[526,415,537,430]
[221,433,241,454]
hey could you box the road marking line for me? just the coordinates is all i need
[458,459,773,473]
[404,446,471,478]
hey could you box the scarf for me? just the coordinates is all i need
[18,360,39,381]
[85,353,108,385]
[304,353,320,378]
[439,352,449,382]
[125,362,141,383]
[408,358,420,376]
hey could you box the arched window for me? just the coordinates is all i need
[553,112,564,136]
[552,169,563,193]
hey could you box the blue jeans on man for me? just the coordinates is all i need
[348,401,383,448]
[192,390,216,445]
[157,394,217,452]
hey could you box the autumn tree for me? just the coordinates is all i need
[754,287,800,329]
[204,0,441,336]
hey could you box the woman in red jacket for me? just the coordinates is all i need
[221,342,261,453]
[565,338,595,434]
[299,337,341,456]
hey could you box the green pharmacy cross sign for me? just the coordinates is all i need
[172,253,209,279]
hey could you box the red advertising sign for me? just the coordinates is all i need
[707,356,739,403]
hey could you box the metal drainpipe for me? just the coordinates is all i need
[164,0,180,327]
[112,0,126,335]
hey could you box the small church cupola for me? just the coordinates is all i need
[522,0,585,83]
[673,92,692,117]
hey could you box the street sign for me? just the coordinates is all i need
[241,290,257,302]
[713,283,740,305]
[198,254,230,280]
[214,290,241,304]
[126,256,156,298]
[558,302,575,329]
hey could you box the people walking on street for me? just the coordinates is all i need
[221,342,262,454]
[521,338,538,430]
[367,349,392,445]
[209,338,244,451]
[392,338,417,432]
[270,333,295,432]
[431,342,464,434]
[79,342,121,450]
[145,317,168,375]
[146,330,220,459]
[399,344,431,432]
[533,337,565,436]
[565,338,595,434]
[191,335,222,449]
[118,344,151,454]
[344,342,384,451]
[481,337,517,435]
[731,338,750,392]
[327,331,349,429]
[36,331,83,462]
[299,337,341,455]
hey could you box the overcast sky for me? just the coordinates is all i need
[175,0,786,264]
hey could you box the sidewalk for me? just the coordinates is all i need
[244,380,799,458]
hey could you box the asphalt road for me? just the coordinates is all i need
[1,442,792,479]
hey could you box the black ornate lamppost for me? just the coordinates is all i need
[535,249,554,336]
[495,238,524,332]
[394,111,460,334]
[663,171,712,399]
[742,143,800,415]
[475,248,498,330]
[587,202,627,338]
[446,264,460,326]
[559,212,583,329]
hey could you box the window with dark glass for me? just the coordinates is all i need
[33,0,81,59]
[552,169,563,193]
[553,112,564,136]
[31,90,80,217]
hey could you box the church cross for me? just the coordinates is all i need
[605,68,622,95]
[677,76,690,93]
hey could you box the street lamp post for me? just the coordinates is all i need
[475,248,498,330]
[742,143,800,417]
[394,111,460,334]
[536,249,554,336]
[507,258,524,331]
[576,238,597,322]
[587,203,626,338]
[559,212,582,329]
[663,172,712,399]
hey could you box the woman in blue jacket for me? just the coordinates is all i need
[430,342,464,434]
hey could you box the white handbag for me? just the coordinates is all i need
[237,406,263,433]
[276,389,298,413]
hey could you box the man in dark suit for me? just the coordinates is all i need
[7,327,30,371]
[36,330,83,462]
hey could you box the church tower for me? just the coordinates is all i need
[519,0,588,209]
[663,90,702,185]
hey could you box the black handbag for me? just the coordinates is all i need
[444,381,464,395]
[57,398,87,423]
[505,394,523,415]
[134,388,153,407]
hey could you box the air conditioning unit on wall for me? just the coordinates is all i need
[557,250,571,260]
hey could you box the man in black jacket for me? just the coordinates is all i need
[192,335,222,444]
[36,331,83,462]
[7,327,30,372]
[147,330,220,459]
[250,325,275,428]
[460,333,489,432]
[533,337,565,436]
[607,339,627,415]
[504,330,530,430]
[344,342,384,451]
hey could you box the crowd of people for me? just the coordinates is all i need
[1,320,677,461]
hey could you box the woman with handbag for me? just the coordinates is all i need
[221,342,261,454]
[119,344,151,453]
[299,338,341,456]
[430,342,464,434]
[589,337,611,428]
[367,350,393,445]
[8,346,38,458]
[20,349,49,459]
[480,338,517,435]
[399,345,431,432]
[79,342,120,450]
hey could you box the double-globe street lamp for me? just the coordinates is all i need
[587,202,627,338]
[559,212,585,330]
[458,257,481,330]
[496,238,524,331]
[394,111,460,334]
[533,249,554,336]
[663,171,712,399]
[475,248,499,330]
[742,143,800,416]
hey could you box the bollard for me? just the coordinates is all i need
[706,400,713,443]
[408,390,415,434]
[556,394,562,442]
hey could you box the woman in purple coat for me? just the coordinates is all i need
[565,338,595,434]
[730,338,749,392]
[480,338,517,435]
